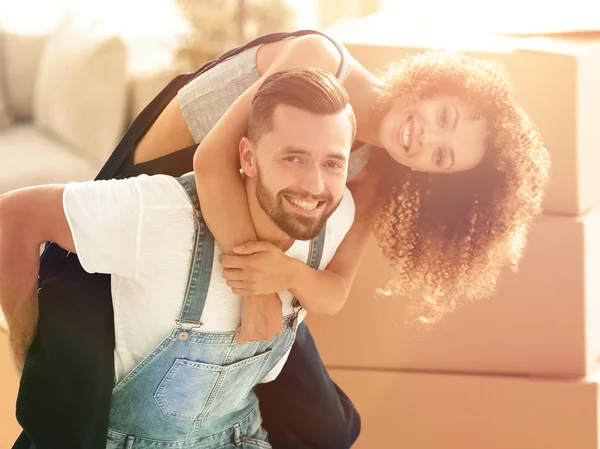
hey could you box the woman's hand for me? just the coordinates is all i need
[220,241,297,296]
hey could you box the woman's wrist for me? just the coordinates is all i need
[285,256,307,292]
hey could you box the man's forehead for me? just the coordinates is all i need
[263,104,353,159]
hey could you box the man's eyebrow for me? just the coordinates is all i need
[279,146,311,156]
[279,146,348,163]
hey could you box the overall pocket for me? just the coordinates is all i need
[154,350,272,420]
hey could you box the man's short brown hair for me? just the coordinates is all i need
[248,68,356,143]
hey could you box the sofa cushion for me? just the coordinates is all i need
[0,123,100,194]
[2,32,48,120]
[0,31,14,129]
[33,16,127,166]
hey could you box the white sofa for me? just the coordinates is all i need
[0,18,179,331]
[0,17,178,195]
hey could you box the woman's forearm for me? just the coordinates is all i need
[288,258,350,316]
[193,163,257,254]
[288,206,374,316]
[192,118,280,343]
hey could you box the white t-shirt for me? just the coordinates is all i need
[63,174,355,384]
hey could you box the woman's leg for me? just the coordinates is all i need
[255,323,361,449]
[14,255,115,449]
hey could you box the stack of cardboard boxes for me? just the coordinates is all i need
[308,23,600,449]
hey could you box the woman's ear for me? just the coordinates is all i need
[239,137,258,177]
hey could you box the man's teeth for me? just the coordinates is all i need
[402,117,413,150]
[287,197,319,210]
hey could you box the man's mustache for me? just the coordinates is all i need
[279,189,332,202]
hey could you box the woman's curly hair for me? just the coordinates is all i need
[370,51,550,324]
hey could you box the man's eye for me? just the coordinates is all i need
[286,156,301,163]
[327,162,342,169]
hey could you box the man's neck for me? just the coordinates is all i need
[245,181,295,252]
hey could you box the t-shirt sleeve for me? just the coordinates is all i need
[319,187,355,269]
[62,177,143,278]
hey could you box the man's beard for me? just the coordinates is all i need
[255,169,341,240]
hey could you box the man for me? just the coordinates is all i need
[0,67,356,447]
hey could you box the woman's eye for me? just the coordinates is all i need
[435,148,445,166]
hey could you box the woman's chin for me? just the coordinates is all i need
[384,146,410,167]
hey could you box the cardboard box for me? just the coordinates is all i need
[329,368,600,449]
[327,19,600,216]
[307,210,600,377]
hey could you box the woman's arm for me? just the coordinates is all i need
[220,171,378,316]
[290,213,372,315]
[220,218,365,316]
[220,214,373,316]
[193,35,344,341]
[291,169,379,313]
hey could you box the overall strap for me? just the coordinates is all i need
[174,173,214,326]
[290,222,327,312]
[308,224,327,270]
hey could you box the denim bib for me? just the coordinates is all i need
[106,173,326,448]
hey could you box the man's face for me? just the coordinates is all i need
[249,104,353,240]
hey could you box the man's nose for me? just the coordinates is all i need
[299,166,325,196]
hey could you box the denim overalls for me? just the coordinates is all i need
[105,173,326,449]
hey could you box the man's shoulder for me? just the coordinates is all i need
[332,187,355,220]
[73,174,192,207]
[326,187,355,232]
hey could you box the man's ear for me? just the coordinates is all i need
[239,137,258,177]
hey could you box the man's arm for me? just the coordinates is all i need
[0,185,75,369]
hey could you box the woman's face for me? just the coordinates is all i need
[378,95,488,173]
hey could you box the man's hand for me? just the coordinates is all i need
[0,186,74,373]
[220,241,298,296]
[236,293,283,344]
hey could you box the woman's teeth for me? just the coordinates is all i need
[402,116,413,151]
[287,197,319,211]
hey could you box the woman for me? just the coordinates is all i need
[18,30,548,449]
